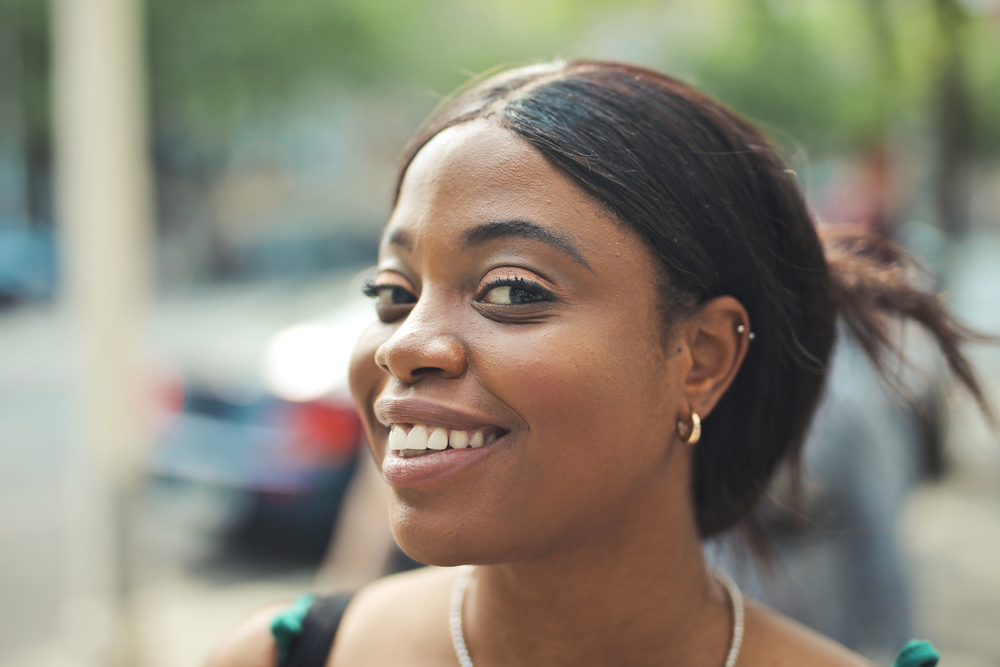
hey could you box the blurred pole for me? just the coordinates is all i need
[51,0,152,664]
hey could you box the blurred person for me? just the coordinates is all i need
[711,325,943,657]
[707,144,942,655]
[817,145,902,239]
[207,61,990,667]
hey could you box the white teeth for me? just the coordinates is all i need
[389,425,407,451]
[427,427,449,450]
[405,425,429,450]
[390,424,500,453]
[449,430,470,449]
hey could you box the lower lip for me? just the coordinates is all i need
[380,436,507,488]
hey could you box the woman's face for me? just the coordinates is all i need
[349,120,694,565]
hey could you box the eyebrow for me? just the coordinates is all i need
[386,227,413,251]
[462,219,591,269]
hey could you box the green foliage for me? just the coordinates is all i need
[146,0,614,137]
[0,0,50,146]
[667,0,982,154]
[142,0,1000,154]
[963,15,1000,156]
[6,0,1000,153]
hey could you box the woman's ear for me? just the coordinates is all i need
[681,296,750,418]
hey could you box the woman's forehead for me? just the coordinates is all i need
[397,121,568,210]
[385,120,622,255]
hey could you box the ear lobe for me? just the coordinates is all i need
[682,296,750,418]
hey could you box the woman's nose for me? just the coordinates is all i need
[374,303,467,384]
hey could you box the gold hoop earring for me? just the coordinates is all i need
[677,412,701,445]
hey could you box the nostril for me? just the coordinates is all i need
[406,365,458,382]
[375,325,468,382]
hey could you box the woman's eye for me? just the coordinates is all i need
[478,277,552,305]
[377,286,417,306]
[363,281,417,306]
[481,285,541,305]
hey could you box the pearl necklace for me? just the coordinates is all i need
[449,566,745,667]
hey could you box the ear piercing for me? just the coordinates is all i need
[677,412,701,445]
[736,324,755,341]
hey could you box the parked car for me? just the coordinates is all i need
[146,270,377,560]
[0,226,56,307]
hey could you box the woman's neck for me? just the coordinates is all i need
[461,477,733,666]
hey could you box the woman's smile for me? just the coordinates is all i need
[374,395,512,485]
[349,118,688,565]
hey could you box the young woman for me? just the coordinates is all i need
[209,60,984,667]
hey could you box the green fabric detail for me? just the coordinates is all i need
[270,594,317,663]
[893,640,940,667]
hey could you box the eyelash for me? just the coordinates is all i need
[361,274,555,320]
[361,278,379,298]
[361,279,417,306]
[477,276,554,304]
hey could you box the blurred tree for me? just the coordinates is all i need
[933,0,971,237]
[144,0,636,139]
[0,0,51,226]
[964,9,1000,157]
[2,0,998,235]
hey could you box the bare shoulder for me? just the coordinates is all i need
[203,602,287,667]
[331,566,457,667]
[741,601,875,667]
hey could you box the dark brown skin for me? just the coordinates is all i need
[207,120,873,667]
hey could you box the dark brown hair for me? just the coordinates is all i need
[393,60,990,539]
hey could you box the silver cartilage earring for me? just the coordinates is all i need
[736,325,745,333]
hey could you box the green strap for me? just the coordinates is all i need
[893,640,940,667]
[270,594,317,663]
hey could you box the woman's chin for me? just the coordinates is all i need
[389,509,512,567]
[390,523,491,567]
[396,546,473,569]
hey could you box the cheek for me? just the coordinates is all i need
[349,321,390,448]
[450,311,681,561]
[480,312,676,494]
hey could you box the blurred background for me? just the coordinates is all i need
[0,0,998,665]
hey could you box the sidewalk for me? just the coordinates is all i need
[904,473,1000,667]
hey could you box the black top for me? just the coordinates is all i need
[280,595,352,667]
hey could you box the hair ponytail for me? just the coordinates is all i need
[822,226,996,428]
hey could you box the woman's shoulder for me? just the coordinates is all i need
[331,566,458,667]
[740,600,875,667]
[204,602,289,667]
[204,568,452,667]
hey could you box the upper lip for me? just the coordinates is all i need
[374,396,506,431]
